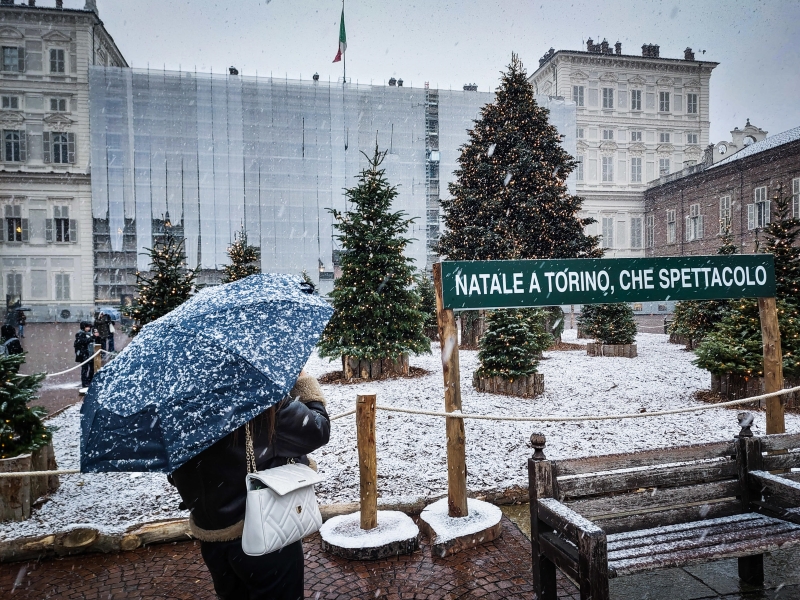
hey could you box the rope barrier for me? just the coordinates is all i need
[327,385,800,423]
[3,386,796,479]
[42,351,102,378]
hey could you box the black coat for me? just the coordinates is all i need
[169,396,330,535]
[74,330,94,362]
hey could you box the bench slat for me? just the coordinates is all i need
[558,460,738,500]
[554,440,734,477]
[607,512,760,543]
[594,498,742,535]
[761,452,800,472]
[610,530,800,577]
[564,480,740,520]
[750,470,800,505]
[609,518,797,559]
[759,432,800,453]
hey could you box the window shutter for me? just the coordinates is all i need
[1,130,6,162]
[46,218,53,242]
[67,132,75,163]
[685,217,691,241]
[747,203,755,230]
[69,219,77,242]
[17,47,25,73]
[21,218,29,242]
[764,200,771,225]
[698,215,704,239]
[19,130,26,162]
[42,132,51,163]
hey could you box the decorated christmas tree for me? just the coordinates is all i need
[437,54,601,262]
[585,303,637,345]
[124,228,198,337]
[415,272,438,340]
[222,228,261,283]
[695,189,800,377]
[576,304,599,338]
[0,353,49,459]
[437,53,600,363]
[669,227,738,344]
[477,310,547,378]
[317,146,430,363]
[763,183,800,299]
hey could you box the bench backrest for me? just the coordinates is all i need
[532,430,800,535]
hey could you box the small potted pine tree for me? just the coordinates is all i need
[473,309,551,397]
[585,303,638,358]
[0,352,58,521]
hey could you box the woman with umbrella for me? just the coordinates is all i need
[80,274,335,600]
[169,370,329,600]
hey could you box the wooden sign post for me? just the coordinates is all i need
[757,297,785,435]
[432,263,468,518]
[356,393,378,530]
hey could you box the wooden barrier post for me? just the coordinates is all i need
[93,343,102,373]
[433,263,468,518]
[758,297,785,435]
[356,393,378,530]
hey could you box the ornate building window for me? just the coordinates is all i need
[630,90,642,111]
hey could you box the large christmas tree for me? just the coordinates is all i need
[415,272,438,340]
[0,353,49,459]
[222,228,261,283]
[317,146,430,362]
[437,53,600,262]
[437,54,600,370]
[669,227,738,344]
[124,229,198,337]
[695,188,800,377]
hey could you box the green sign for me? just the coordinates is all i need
[440,255,776,310]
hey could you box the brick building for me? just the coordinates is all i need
[644,125,800,257]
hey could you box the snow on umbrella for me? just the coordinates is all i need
[80,274,333,473]
[96,305,122,321]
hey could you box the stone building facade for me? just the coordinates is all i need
[644,126,800,257]
[0,0,126,322]
[529,40,717,258]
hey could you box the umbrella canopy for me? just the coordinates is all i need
[80,274,333,473]
[96,306,122,321]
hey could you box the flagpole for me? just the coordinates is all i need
[342,0,346,85]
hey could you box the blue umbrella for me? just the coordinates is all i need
[80,274,333,473]
[96,306,122,321]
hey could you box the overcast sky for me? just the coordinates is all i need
[75,0,799,143]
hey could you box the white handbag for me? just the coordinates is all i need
[241,423,324,556]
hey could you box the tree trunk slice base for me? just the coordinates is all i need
[418,498,503,558]
[711,373,800,409]
[319,510,420,561]
[0,442,59,522]
[342,354,409,381]
[586,343,638,358]
[472,373,544,398]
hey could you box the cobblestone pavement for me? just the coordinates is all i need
[0,517,580,599]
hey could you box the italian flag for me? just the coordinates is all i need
[332,9,346,63]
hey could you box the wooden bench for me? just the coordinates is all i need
[528,414,800,599]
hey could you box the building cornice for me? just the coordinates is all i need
[531,50,718,81]
[0,170,90,184]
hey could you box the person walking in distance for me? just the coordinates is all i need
[107,320,116,353]
[74,321,95,388]
[169,370,330,600]
[1,325,23,355]
[16,310,26,338]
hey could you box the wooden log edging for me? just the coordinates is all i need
[586,343,638,358]
[342,354,409,380]
[472,372,545,398]
[711,373,800,409]
[0,487,531,563]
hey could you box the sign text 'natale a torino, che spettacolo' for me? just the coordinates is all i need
[440,255,776,310]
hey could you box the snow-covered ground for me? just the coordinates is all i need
[4,330,798,541]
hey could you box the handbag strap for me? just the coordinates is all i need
[245,422,257,474]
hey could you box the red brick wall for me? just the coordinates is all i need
[644,139,800,257]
